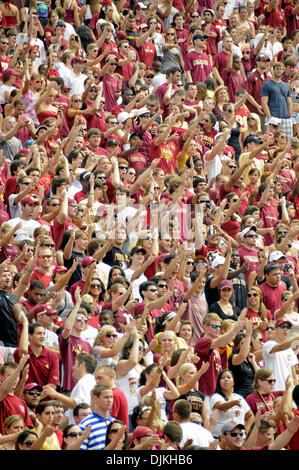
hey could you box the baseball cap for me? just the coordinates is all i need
[244,135,262,146]
[201,8,215,19]
[157,253,167,265]
[275,318,292,328]
[34,304,57,317]
[218,280,233,290]
[137,107,150,118]
[145,69,155,77]
[241,225,257,238]
[132,426,152,440]
[71,56,86,66]
[211,255,226,269]
[79,171,91,181]
[68,198,77,205]
[23,383,43,392]
[107,138,119,146]
[134,1,147,8]
[37,3,48,16]
[2,68,19,78]
[139,23,149,30]
[81,256,96,267]
[130,246,146,257]
[268,117,281,126]
[117,111,134,123]
[221,422,245,434]
[269,251,286,263]
[21,196,39,205]
[193,33,207,41]
[53,265,68,273]
[55,19,66,27]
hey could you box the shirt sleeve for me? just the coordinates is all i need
[48,351,60,385]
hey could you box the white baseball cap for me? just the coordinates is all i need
[211,255,226,269]
[269,251,286,263]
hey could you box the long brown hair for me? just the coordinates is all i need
[247,286,268,322]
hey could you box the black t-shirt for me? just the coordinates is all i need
[64,251,85,288]
[228,353,255,398]
[204,276,220,309]
[229,270,248,310]
[178,389,206,415]
[102,246,130,270]
[0,290,19,347]
[209,301,241,321]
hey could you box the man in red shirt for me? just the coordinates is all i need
[200,9,221,57]
[30,246,54,288]
[155,67,181,118]
[0,355,33,434]
[53,190,80,250]
[133,21,157,69]
[213,35,234,85]
[259,263,287,318]
[150,122,179,175]
[194,313,244,411]
[246,54,271,116]
[262,0,286,36]
[284,0,299,37]
[13,323,60,388]
[184,34,212,84]
[238,226,259,281]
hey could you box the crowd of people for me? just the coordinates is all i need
[0,0,299,454]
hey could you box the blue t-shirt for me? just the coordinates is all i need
[260,79,291,119]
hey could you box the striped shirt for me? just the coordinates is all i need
[80,412,114,450]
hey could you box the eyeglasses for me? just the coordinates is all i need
[51,203,60,207]
[186,261,194,265]
[247,117,255,121]
[67,432,83,437]
[69,203,77,208]
[26,390,41,396]
[166,32,175,36]
[76,317,88,323]
[263,379,276,384]
[43,243,55,248]
[128,172,136,176]
[244,234,257,238]
[39,255,52,259]
[90,284,101,288]
[229,431,245,437]
[278,324,291,330]
[73,99,82,103]
[266,326,274,331]
[1,42,8,45]
[90,89,98,93]
[98,176,107,180]
[277,231,288,235]
[119,166,128,170]
[191,14,199,18]
[158,284,167,288]
[109,121,118,125]
[247,292,258,297]
[209,324,221,329]
[106,333,117,338]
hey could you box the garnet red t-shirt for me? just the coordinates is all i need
[59,333,92,391]
[259,282,287,318]
[184,51,212,83]
[237,245,259,280]
[246,390,284,415]
[13,346,60,387]
[194,337,222,395]
[150,139,178,175]
[0,395,33,435]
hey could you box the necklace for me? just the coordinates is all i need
[257,390,275,411]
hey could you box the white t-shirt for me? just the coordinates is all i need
[69,71,88,97]
[8,217,41,242]
[65,373,96,424]
[263,340,298,391]
[179,421,215,448]
[136,386,168,423]
[210,392,250,437]
[204,151,222,184]
[124,268,147,302]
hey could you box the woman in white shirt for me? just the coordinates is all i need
[210,368,254,438]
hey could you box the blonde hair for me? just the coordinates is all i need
[203,313,221,326]
[141,396,163,432]
[4,414,24,431]
[177,362,196,386]
[93,324,116,348]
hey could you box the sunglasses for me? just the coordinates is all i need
[67,432,83,437]
[90,284,101,288]
[119,166,128,170]
[245,234,257,238]
[186,261,194,265]
[69,203,77,208]
[278,324,291,330]
[209,324,221,329]
[266,326,274,331]
[229,431,245,437]
[43,244,55,248]
[149,288,158,292]
[247,292,258,297]
[109,428,121,434]
[158,284,167,288]
[106,333,117,338]
[247,117,255,121]
[51,203,60,207]
[76,317,88,323]
[26,390,41,396]
[128,172,136,175]
[90,89,98,93]
[263,379,276,384]
[73,99,82,103]
[39,255,52,259]
[24,440,35,447]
